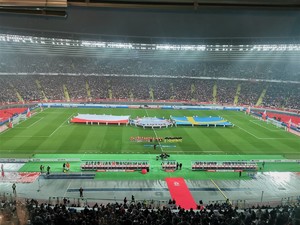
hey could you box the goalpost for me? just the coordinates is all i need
[267,118,285,129]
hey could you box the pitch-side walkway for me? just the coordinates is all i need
[1,170,300,208]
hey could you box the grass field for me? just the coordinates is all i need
[0,107,299,158]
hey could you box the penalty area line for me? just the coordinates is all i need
[237,125,297,140]
[235,125,260,139]
[249,120,283,132]
[49,113,75,137]
[27,117,44,128]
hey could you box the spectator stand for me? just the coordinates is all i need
[25,196,300,225]
[48,196,88,207]
[208,195,300,209]
[161,160,177,172]
[81,160,150,172]
[0,192,14,202]
[191,161,258,172]
[48,196,169,209]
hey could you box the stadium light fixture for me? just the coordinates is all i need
[1,33,300,53]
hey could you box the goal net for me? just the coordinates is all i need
[267,118,284,129]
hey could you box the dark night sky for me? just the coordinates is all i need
[0,6,300,41]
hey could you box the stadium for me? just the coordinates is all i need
[0,0,300,224]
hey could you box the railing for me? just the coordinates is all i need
[1,192,299,211]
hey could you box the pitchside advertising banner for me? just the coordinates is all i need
[251,159,300,163]
[0,158,29,163]
[42,103,129,108]
[30,158,80,162]
[40,103,244,111]
[0,158,80,162]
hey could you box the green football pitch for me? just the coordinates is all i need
[0,107,299,158]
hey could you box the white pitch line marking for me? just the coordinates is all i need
[0,108,46,135]
[144,109,164,153]
[258,137,299,140]
[235,125,260,139]
[27,117,44,128]
[49,113,75,137]
[1,136,49,138]
[64,180,72,198]
[249,120,283,132]
[0,128,11,136]
[236,125,298,140]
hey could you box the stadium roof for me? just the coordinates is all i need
[0,0,300,43]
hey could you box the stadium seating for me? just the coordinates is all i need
[0,55,300,81]
[2,196,299,225]
[0,74,299,109]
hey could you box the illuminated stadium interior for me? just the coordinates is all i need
[0,2,300,225]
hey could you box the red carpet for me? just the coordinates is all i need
[166,177,197,209]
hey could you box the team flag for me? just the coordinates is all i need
[8,117,13,128]
[26,108,31,118]
[287,119,292,131]
[262,110,267,120]
[246,106,251,115]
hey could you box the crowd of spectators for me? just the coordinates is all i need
[0,54,299,109]
[1,197,299,225]
[0,55,300,82]
[0,75,299,109]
